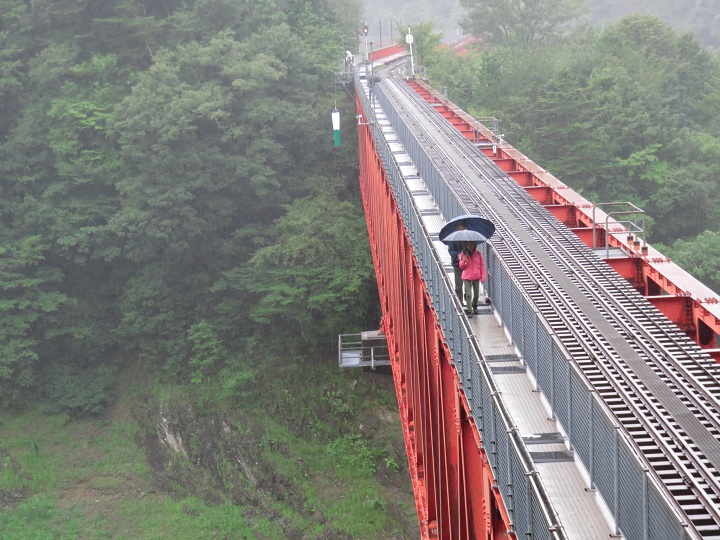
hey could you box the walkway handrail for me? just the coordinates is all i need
[360,74,570,539]
[591,201,646,258]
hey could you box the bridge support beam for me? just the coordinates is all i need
[357,96,513,539]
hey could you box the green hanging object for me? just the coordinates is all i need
[332,108,341,147]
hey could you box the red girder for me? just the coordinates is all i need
[356,97,514,539]
[369,44,405,62]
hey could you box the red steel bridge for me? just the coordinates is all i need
[353,47,720,539]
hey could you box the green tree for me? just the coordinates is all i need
[0,45,124,266]
[109,26,344,265]
[665,231,720,293]
[0,0,371,407]
[0,2,27,141]
[459,0,587,46]
[525,63,617,198]
[186,320,231,384]
[43,54,124,264]
[646,162,719,243]
[213,194,379,358]
[397,21,442,69]
[0,236,72,405]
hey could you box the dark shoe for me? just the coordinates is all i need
[473,308,479,314]
[467,311,474,318]
[485,298,492,305]
[465,309,472,315]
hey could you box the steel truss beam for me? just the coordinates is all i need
[356,93,513,539]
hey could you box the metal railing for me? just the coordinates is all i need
[338,333,391,369]
[591,201,646,258]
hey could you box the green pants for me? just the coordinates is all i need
[464,280,483,310]
[454,267,464,303]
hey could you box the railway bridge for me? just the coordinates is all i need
[352,49,720,539]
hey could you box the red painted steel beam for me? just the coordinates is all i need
[569,227,597,249]
[648,296,694,330]
[369,44,405,62]
[507,170,533,187]
[545,204,575,226]
[490,158,517,172]
[356,95,514,539]
[524,185,553,205]
[606,257,640,282]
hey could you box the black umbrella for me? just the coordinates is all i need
[442,229,489,244]
[439,214,495,243]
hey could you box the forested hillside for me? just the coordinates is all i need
[360,0,720,50]
[0,0,375,421]
[426,8,720,292]
[589,0,720,48]
[0,1,419,538]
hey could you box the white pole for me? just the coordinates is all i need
[364,20,369,62]
[406,28,415,77]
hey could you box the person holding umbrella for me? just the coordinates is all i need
[440,214,495,316]
[447,221,467,306]
[458,240,486,318]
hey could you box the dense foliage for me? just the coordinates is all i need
[459,0,587,46]
[427,13,720,291]
[0,0,377,409]
[360,0,720,50]
[589,0,720,48]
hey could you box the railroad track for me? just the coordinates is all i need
[375,71,720,538]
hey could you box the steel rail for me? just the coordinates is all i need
[402,85,715,536]
[377,74,720,537]
[485,184,720,534]
[414,84,720,532]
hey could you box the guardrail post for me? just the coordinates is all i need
[550,343,556,418]
[613,427,620,537]
[589,393,595,490]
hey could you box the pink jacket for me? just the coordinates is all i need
[458,249,486,282]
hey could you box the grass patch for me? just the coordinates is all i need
[113,496,255,540]
[0,494,80,540]
[248,403,413,538]
[87,421,151,478]
[0,363,417,539]
[323,484,397,537]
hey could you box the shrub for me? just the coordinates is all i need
[38,362,116,417]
